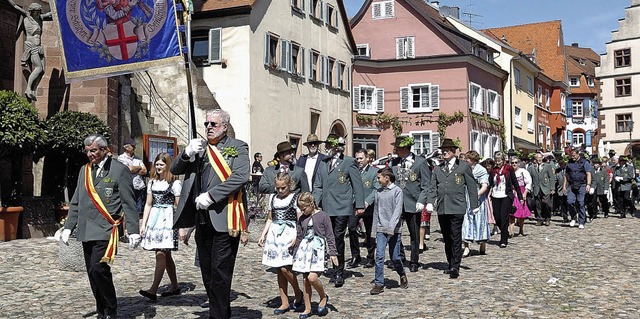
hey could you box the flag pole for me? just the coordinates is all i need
[176,0,206,225]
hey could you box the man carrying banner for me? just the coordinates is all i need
[171,109,249,319]
[61,134,140,319]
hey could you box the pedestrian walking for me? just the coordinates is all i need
[292,192,338,318]
[590,158,611,219]
[510,157,532,237]
[461,151,491,256]
[488,152,523,248]
[613,155,635,218]
[563,150,592,229]
[370,167,408,294]
[260,141,309,195]
[257,173,303,314]
[527,153,556,226]
[139,153,185,301]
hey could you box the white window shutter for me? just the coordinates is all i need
[319,0,324,20]
[376,88,384,112]
[264,33,270,65]
[400,87,409,111]
[481,88,487,114]
[352,87,361,111]
[300,47,306,77]
[497,94,502,118]
[407,36,415,58]
[385,1,394,17]
[208,28,221,63]
[468,84,473,110]
[469,131,474,151]
[430,84,439,110]
[431,132,441,150]
[372,2,381,19]
[396,38,405,59]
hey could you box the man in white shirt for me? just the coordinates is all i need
[117,138,147,215]
[296,133,327,191]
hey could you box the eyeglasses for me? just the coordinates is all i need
[204,121,224,128]
[275,186,288,190]
[511,162,519,164]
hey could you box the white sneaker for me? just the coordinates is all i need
[569,220,576,227]
[578,224,585,229]
[462,246,470,257]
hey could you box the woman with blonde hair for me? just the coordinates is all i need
[462,151,491,256]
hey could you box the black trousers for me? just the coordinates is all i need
[82,241,117,317]
[492,196,512,246]
[615,190,633,215]
[347,212,374,261]
[195,220,240,319]
[437,214,464,271]
[330,215,349,277]
[399,212,420,266]
[597,194,610,216]
[555,195,568,221]
[529,192,552,221]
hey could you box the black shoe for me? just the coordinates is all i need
[334,275,344,287]
[409,264,419,272]
[399,274,409,289]
[363,259,375,268]
[160,288,181,297]
[346,257,361,269]
[274,307,290,315]
[443,269,451,274]
[316,294,329,316]
[449,269,459,279]
[328,276,335,283]
[139,290,157,301]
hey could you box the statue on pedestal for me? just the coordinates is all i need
[6,0,52,101]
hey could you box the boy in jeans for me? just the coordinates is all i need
[370,167,408,294]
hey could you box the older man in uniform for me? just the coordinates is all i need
[589,158,611,219]
[171,109,249,319]
[390,136,431,273]
[426,138,478,279]
[613,155,635,218]
[312,133,365,287]
[260,141,309,195]
[527,153,556,226]
[61,134,140,319]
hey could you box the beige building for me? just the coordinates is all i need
[190,0,356,157]
[596,0,640,157]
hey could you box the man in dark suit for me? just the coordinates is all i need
[312,133,365,287]
[390,136,431,273]
[426,138,478,279]
[527,153,556,226]
[347,149,380,269]
[171,109,250,319]
[296,133,327,191]
[260,141,309,194]
[62,134,140,319]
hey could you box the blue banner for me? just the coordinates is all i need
[51,0,182,81]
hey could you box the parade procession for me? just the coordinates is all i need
[2,0,640,318]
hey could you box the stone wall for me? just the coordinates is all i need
[0,6,17,91]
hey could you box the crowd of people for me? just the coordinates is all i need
[58,108,638,319]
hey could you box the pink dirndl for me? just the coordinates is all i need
[512,185,531,219]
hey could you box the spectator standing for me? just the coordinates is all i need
[613,155,635,218]
[117,138,147,216]
[251,152,264,198]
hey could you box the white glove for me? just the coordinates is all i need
[604,189,609,195]
[128,234,141,248]
[471,207,480,214]
[615,176,623,182]
[195,192,214,210]
[185,138,205,158]
[415,202,425,213]
[61,229,71,244]
[426,203,434,212]
[589,188,595,195]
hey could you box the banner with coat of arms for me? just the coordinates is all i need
[50,0,183,82]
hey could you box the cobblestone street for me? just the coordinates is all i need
[1,215,639,319]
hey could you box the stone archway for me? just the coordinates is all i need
[329,120,348,153]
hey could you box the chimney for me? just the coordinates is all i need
[572,43,579,47]
[439,6,460,19]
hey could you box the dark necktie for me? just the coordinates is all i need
[92,164,98,181]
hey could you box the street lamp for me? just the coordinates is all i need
[629,120,634,159]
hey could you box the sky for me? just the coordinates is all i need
[344,0,631,55]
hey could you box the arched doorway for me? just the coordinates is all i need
[329,120,347,153]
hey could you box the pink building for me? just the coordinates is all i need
[350,0,507,158]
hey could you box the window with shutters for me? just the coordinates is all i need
[409,131,440,156]
[290,42,305,77]
[191,30,209,66]
[526,76,534,94]
[514,107,522,128]
[356,44,370,58]
[535,85,542,105]
[572,132,584,147]
[372,0,394,19]
[396,36,415,59]
[615,49,631,68]
[309,50,320,82]
[538,124,545,145]
[526,113,534,133]
[326,3,338,29]
[400,83,439,113]
[586,76,595,87]
[469,130,480,153]
[310,0,323,20]
[572,100,584,118]
[336,62,344,89]
[344,66,351,92]
[545,89,550,109]
[327,57,335,87]
[469,83,483,114]
[352,86,383,114]
[514,67,521,87]
[491,135,501,155]
[206,28,222,64]
[264,33,280,68]
[615,78,632,97]
[546,126,551,149]
[291,0,305,14]
[487,90,500,119]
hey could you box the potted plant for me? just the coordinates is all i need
[0,90,45,241]
[42,111,110,210]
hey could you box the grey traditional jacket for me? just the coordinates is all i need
[427,157,478,215]
[171,136,250,231]
[527,162,556,196]
[592,167,610,195]
[312,154,365,217]
[65,157,139,241]
[361,164,380,215]
[613,163,635,192]
[390,153,431,213]
[259,163,309,195]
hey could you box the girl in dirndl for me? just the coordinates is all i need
[292,192,338,318]
[258,173,303,314]
[139,153,184,300]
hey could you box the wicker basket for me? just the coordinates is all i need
[58,238,86,272]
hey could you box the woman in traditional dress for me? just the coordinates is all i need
[489,153,523,248]
[139,153,184,300]
[509,157,532,237]
[462,151,491,256]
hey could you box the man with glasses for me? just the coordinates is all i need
[61,134,140,319]
[260,141,309,194]
[117,138,147,217]
[297,133,327,191]
[527,153,556,226]
[171,109,250,319]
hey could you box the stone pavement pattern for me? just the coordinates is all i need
[1,216,640,319]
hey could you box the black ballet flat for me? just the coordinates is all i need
[160,288,181,297]
[139,290,157,301]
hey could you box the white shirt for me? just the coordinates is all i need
[304,153,319,188]
[117,153,146,190]
[94,156,109,178]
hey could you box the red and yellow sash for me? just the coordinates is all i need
[205,145,247,237]
[85,164,123,264]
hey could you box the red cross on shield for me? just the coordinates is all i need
[104,21,138,60]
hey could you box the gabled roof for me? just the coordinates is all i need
[565,44,599,95]
[350,0,472,55]
[483,21,566,82]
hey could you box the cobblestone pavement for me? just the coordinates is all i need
[1,214,640,319]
